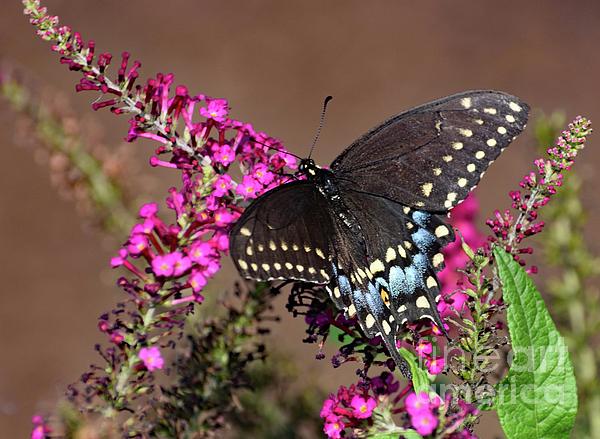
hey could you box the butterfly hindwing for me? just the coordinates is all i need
[230,181,334,283]
[338,191,450,328]
[332,90,529,212]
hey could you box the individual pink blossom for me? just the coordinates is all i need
[405,391,432,415]
[213,174,233,197]
[172,254,192,277]
[320,397,336,418]
[350,395,377,419]
[200,98,228,122]
[213,208,237,226]
[31,415,50,439]
[139,202,159,218]
[151,253,177,277]
[127,234,149,256]
[235,175,259,199]
[411,410,439,436]
[252,163,275,185]
[415,339,433,357]
[426,356,445,375]
[110,249,128,268]
[323,417,344,439]
[138,346,164,371]
[213,144,235,167]
[188,270,207,293]
[189,242,215,265]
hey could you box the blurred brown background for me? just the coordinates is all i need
[1,0,599,437]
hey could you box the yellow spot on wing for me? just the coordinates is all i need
[426,276,437,288]
[452,142,464,150]
[385,247,396,262]
[461,97,472,108]
[459,128,473,137]
[382,320,392,334]
[421,182,433,197]
[432,253,444,267]
[397,244,407,258]
[416,296,430,308]
[435,225,450,237]
[486,138,497,147]
[238,260,248,270]
[240,227,251,236]
[370,259,385,274]
[509,101,522,112]
[365,314,376,328]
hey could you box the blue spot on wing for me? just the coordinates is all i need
[411,210,431,227]
[411,228,435,252]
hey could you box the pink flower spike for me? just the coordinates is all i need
[200,98,228,122]
[138,346,164,371]
[411,410,439,436]
[426,356,445,375]
[350,395,377,419]
[415,340,433,357]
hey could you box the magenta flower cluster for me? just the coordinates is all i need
[486,116,592,269]
[320,372,401,438]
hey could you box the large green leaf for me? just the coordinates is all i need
[494,247,577,439]
[398,347,429,394]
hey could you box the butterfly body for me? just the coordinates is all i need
[230,91,529,374]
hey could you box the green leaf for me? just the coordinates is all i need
[493,247,577,439]
[398,348,429,394]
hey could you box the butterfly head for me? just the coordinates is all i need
[298,158,319,177]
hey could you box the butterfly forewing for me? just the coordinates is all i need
[230,181,335,283]
[332,90,529,212]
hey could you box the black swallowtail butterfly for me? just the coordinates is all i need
[230,90,529,375]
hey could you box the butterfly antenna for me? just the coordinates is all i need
[308,95,333,159]
[249,137,304,160]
